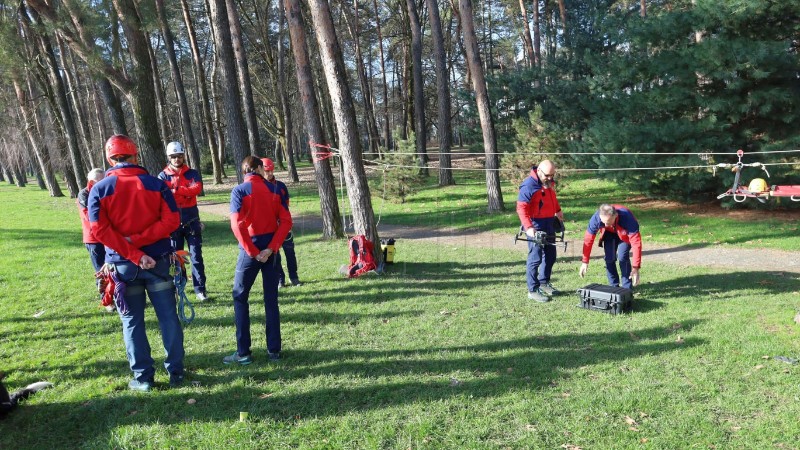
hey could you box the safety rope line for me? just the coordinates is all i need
[362,159,799,173]
[361,149,800,156]
[171,253,195,326]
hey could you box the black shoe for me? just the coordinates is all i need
[267,352,281,361]
[290,279,302,287]
[169,373,185,387]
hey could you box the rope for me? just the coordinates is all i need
[360,149,800,156]
[171,254,195,325]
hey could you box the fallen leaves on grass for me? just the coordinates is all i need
[187,398,196,405]
[450,378,462,387]
[676,335,684,344]
[624,416,638,426]
[561,445,582,450]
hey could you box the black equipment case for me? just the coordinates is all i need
[577,284,633,315]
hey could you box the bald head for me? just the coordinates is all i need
[536,160,556,186]
[538,160,555,174]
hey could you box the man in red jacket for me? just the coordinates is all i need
[88,135,185,392]
[78,168,114,312]
[580,204,642,289]
[516,160,564,303]
[158,141,208,301]
[224,156,292,364]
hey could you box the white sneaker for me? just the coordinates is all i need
[196,292,209,302]
[104,304,116,313]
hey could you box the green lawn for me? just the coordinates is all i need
[1,182,799,449]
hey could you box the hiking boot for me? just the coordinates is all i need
[222,352,253,365]
[290,279,303,287]
[267,352,281,362]
[528,290,550,303]
[128,379,153,392]
[169,373,185,387]
[196,292,209,302]
[539,282,560,296]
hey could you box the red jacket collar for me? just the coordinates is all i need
[163,164,190,177]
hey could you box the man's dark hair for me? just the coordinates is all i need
[241,156,263,174]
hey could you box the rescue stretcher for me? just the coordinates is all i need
[716,150,800,203]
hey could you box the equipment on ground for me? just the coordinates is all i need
[380,238,396,264]
[716,150,800,203]
[576,284,634,315]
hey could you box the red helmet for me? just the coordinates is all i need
[261,158,275,171]
[105,135,138,163]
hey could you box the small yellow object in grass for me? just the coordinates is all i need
[239,411,249,422]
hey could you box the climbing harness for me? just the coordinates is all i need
[96,264,129,314]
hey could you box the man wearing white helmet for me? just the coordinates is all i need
[158,141,209,301]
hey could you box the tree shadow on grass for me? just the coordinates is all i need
[4,320,705,448]
[637,270,799,301]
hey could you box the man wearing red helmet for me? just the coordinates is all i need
[88,135,185,392]
[261,158,301,287]
[224,156,292,364]
[158,141,209,302]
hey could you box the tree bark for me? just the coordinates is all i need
[56,37,95,169]
[277,0,299,182]
[406,0,428,176]
[372,0,391,151]
[225,0,260,156]
[308,0,382,255]
[12,76,63,197]
[208,0,250,182]
[182,0,222,183]
[518,0,535,68]
[147,32,172,144]
[284,0,343,238]
[532,0,541,68]
[156,0,202,173]
[342,0,381,159]
[459,0,505,212]
[27,11,87,187]
[426,0,455,186]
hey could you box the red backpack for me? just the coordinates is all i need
[346,235,377,278]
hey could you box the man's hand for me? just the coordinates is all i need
[255,248,273,263]
[631,268,640,287]
[579,262,588,278]
[556,211,564,222]
[139,255,156,270]
[525,227,536,239]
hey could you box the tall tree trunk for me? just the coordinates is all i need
[426,0,454,186]
[147,33,171,143]
[532,0,541,68]
[277,0,299,182]
[372,0,391,151]
[406,0,428,176]
[57,37,95,168]
[155,0,202,173]
[518,0,535,68]
[307,0,380,257]
[225,0,260,156]
[183,0,222,183]
[208,0,250,182]
[342,0,380,159]
[284,0,343,238]
[29,15,87,187]
[640,0,646,18]
[96,77,128,135]
[12,76,63,197]
[111,0,167,173]
[459,0,504,212]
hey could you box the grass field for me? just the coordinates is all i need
[1,177,799,449]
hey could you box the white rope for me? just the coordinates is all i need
[362,149,800,157]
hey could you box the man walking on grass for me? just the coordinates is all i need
[88,135,185,392]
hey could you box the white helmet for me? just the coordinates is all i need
[166,141,185,156]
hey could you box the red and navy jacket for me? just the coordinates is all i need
[582,205,642,268]
[266,176,290,207]
[157,164,202,224]
[77,181,99,244]
[516,166,562,232]
[230,173,293,257]
[88,164,180,264]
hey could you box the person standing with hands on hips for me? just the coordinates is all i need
[261,158,301,287]
[516,159,564,303]
[88,135,185,391]
[225,156,292,364]
[158,141,209,302]
[580,204,642,289]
